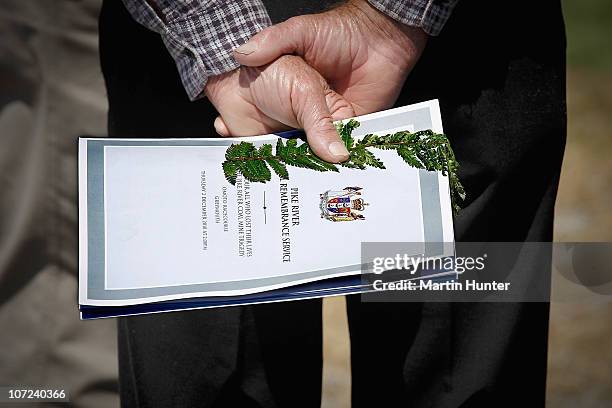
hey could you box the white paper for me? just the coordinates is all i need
[79,100,455,306]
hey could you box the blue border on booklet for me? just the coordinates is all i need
[80,105,455,318]
[80,269,455,319]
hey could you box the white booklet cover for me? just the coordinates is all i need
[79,100,455,308]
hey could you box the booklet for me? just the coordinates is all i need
[79,99,456,319]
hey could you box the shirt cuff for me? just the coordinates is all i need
[366,0,458,36]
[124,0,271,100]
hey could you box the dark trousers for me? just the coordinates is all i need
[99,1,566,406]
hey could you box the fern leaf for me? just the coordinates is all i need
[340,160,364,169]
[242,159,271,183]
[297,141,310,154]
[363,149,385,169]
[257,143,273,158]
[276,138,286,158]
[396,146,423,169]
[338,120,359,149]
[294,156,327,172]
[308,155,339,172]
[222,161,238,185]
[223,119,466,214]
[226,141,255,160]
[266,158,289,179]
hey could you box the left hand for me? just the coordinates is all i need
[233,0,428,116]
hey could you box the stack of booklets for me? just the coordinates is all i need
[78,100,456,319]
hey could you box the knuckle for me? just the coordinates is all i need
[286,16,306,31]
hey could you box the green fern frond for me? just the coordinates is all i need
[307,155,340,172]
[222,120,466,214]
[222,161,238,185]
[257,144,273,158]
[337,119,359,149]
[265,158,289,180]
[241,159,271,183]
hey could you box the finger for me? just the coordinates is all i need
[325,89,356,121]
[214,116,230,136]
[216,112,290,137]
[297,88,349,163]
[234,18,309,67]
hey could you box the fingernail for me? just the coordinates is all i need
[234,42,258,55]
[328,141,349,159]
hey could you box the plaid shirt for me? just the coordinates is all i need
[368,0,458,36]
[123,0,458,100]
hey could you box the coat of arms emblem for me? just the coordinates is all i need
[319,187,369,222]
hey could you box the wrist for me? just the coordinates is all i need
[204,69,240,104]
[345,0,428,69]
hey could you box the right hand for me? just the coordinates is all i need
[205,55,354,163]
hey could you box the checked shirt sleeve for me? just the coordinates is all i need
[367,0,459,36]
[123,0,271,100]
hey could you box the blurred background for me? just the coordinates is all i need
[545,1,612,406]
[0,1,610,407]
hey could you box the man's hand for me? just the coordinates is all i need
[233,0,428,116]
[205,55,353,163]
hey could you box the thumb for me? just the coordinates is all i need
[234,18,309,67]
[297,88,350,163]
[325,89,356,122]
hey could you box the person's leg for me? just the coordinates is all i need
[117,308,245,407]
[252,301,323,408]
[348,0,566,406]
[100,2,324,406]
[346,298,425,407]
[116,302,323,408]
